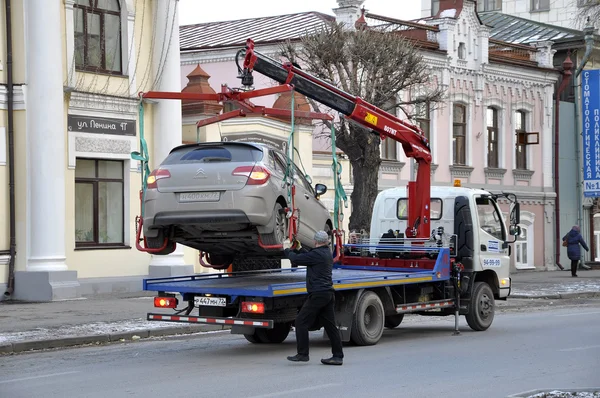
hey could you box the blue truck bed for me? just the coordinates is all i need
[143,248,451,298]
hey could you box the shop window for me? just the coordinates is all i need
[487,107,499,168]
[75,159,125,247]
[452,103,467,165]
[74,0,122,74]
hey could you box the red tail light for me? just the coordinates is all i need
[154,296,178,308]
[147,169,171,189]
[232,166,270,185]
[241,301,265,314]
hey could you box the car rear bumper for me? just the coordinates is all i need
[153,210,250,226]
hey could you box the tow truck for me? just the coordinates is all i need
[137,39,521,345]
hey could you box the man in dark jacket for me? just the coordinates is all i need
[562,225,589,277]
[283,230,344,365]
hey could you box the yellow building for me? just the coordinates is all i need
[0,0,199,302]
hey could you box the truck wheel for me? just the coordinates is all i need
[255,322,291,344]
[466,282,495,331]
[243,331,263,344]
[350,291,385,346]
[384,314,404,329]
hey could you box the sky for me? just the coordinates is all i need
[177,0,423,25]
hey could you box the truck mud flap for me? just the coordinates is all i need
[147,313,274,329]
[333,290,363,342]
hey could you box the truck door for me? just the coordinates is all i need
[474,196,510,274]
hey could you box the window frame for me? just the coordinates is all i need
[397,197,443,221]
[487,107,500,168]
[452,103,467,165]
[515,110,528,170]
[74,0,123,75]
[477,0,502,11]
[416,101,431,143]
[75,159,126,248]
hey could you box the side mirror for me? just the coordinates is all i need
[510,202,520,225]
[315,183,327,196]
[509,225,521,237]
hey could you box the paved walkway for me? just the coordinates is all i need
[1,269,599,354]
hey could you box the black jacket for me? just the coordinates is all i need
[283,246,333,293]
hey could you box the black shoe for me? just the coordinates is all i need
[321,356,343,366]
[572,275,578,277]
[287,354,309,362]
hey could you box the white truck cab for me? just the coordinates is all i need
[370,186,520,300]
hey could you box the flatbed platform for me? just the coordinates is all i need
[143,249,450,298]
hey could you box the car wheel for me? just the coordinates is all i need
[260,202,288,246]
[145,230,175,255]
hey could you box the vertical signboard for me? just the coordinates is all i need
[583,69,600,197]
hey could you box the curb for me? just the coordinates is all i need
[509,291,600,299]
[0,324,230,355]
[507,387,600,397]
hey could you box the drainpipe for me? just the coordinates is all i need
[573,21,596,264]
[554,54,574,271]
[3,0,16,298]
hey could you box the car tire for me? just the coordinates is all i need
[232,257,281,272]
[260,202,288,247]
[207,254,234,270]
[145,230,175,255]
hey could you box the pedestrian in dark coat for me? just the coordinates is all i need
[562,225,589,277]
[282,230,344,366]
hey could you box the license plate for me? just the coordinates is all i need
[179,192,220,203]
[194,296,226,307]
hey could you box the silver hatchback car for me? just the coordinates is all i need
[142,142,332,268]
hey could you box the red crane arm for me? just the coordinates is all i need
[241,39,433,239]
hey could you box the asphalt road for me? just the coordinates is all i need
[1,302,599,398]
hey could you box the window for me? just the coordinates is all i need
[74,0,122,74]
[416,102,431,142]
[477,0,502,11]
[75,159,125,247]
[531,0,550,11]
[432,0,440,15]
[476,196,506,241]
[452,104,467,165]
[397,198,443,220]
[381,138,397,160]
[487,107,499,168]
[458,43,466,60]
[515,110,527,170]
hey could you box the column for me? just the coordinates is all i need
[148,0,193,277]
[15,0,79,301]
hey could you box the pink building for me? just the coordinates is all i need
[179,0,560,271]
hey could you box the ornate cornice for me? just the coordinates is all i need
[513,169,535,181]
[485,167,507,179]
[449,165,474,178]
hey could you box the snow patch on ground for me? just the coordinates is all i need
[523,391,600,398]
[0,319,196,344]
[512,281,600,297]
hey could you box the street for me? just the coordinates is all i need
[1,301,599,398]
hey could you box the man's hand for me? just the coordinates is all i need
[292,239,302,250]
[282,239,293,250]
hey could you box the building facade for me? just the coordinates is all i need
[0,0,198,302]
[179,0,560,271]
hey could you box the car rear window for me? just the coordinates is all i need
[162,145,263,164]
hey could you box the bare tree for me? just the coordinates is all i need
[576,0,600,28]
[281,22,444,233]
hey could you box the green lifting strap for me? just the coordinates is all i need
[131,101,151,218]
[330,123,348,230]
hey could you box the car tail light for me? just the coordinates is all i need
[147,169,171,189]
[241,301,265,314]
[154,296,178,308]
[232,166,270,185]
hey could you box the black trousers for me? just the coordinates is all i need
[295,291,344,358]
[571,259,580,276]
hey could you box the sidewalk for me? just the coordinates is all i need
[1,269,599,354]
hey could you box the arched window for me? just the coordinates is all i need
[74,0,122,74]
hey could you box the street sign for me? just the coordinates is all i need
[582,69,600,197]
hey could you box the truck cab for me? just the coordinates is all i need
[370,186,520,300]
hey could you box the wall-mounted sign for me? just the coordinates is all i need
[67,115,136,136]
[222,133,288,153]
[582,69,600,197]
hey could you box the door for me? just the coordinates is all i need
[514,224,534,269]
[475,196,510,278]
